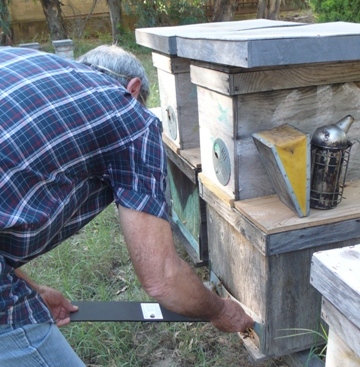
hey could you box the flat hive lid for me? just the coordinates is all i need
[135,19,302,55]
[176,21,360,67]
[136,20,360,67]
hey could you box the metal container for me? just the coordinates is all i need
[310,115,354,209]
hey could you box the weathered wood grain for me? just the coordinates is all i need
[322,299,360,361]
[165,145,199,183]
[198,172,268,255]
[167,158,208,264]
[200,175,360,255]
[310,245,360,329]
[191,61,360,95]
[326,329,359,367]
[152,52,190,74]
[179,148,201,170]
[177,22,360,68]
[157,65,199,150]
[135,19,299,55]
[164,143,207,264]
[206,204,352,358]
[234,180,360,233]
[196,80,360,200]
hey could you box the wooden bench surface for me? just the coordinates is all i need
[235,180,360,234]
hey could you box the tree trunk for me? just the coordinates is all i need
[0,0,12,45]
[39,0,68,40]
[268,0,281,19]
[212,0,236,22]
[107,0,122,44]
[257,0,282,19]
[257,0,267,18]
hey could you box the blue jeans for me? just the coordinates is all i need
[0,322,86,367]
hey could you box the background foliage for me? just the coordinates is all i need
[123,0,207,28]
[310,0,360,22]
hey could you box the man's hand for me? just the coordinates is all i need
[210,298,254,333]
[38,285,79,327]
[14,268,78,327]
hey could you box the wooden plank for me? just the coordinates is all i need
[177,22,360,68]
[135,19,300,55]
[152,52,190,74]
[265,220,360,256]
[200,174,360,256]
[179,148,201,170]
[157,68,199,150]
[167,160,208,264]
[199,172,268,255]
[206,206,267,326]
[234,180,360,234]
[197,80,360,200]
[198,172,234,208]
[206,205,349,358]
[198,172,360,256]
[162,133,180,155]
[197,86,239,198]
[322,299,360,359]
[209,272,267,362]
[310,245,360,329]
[234,83,360,192]
[326,329,360,367]
[165,144,199,183]
[190,61,360,96]
[171,210,208,267]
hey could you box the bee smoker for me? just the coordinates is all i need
[310,115,354,209]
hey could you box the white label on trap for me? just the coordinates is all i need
[141,303,163,320]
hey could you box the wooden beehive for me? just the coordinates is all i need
[166,145,208,266]
[136,19,300,152]
[311,246,360,367]
[175,21,360,200]
[144,21,360,361]
[152,53,199,151]
[200,174,360,360]
[149,102,208,266]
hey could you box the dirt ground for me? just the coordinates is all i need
[280,8,315,23]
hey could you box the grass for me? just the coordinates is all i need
[22,206,255,367]
[21,34,289,367]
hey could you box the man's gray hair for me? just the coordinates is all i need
[78,45,150,104]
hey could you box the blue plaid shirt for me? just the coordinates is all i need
[0,47,168,326]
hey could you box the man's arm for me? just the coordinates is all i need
[15,268,78,326]
[117,205,254,332]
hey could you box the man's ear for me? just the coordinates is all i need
[126,77,142,100]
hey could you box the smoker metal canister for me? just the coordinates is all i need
[310,115,354,210]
